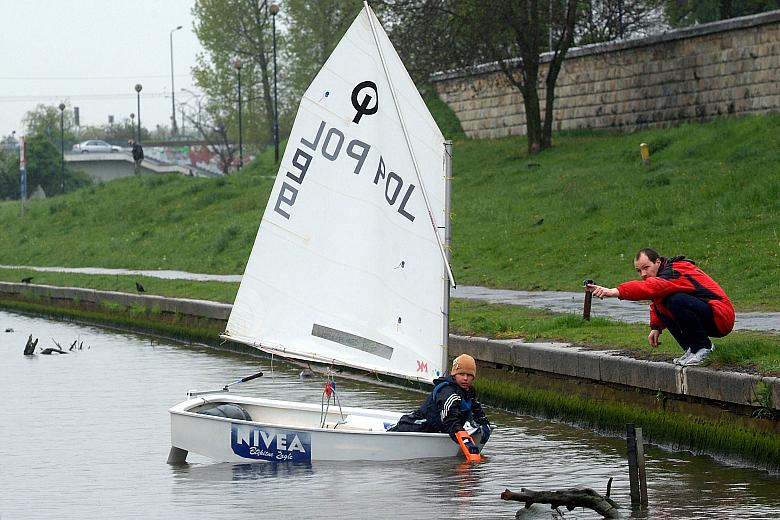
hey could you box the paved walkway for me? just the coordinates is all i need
[2,265,777,333]
[453,286,780,333]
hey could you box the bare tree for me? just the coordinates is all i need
[183,100,238,175]
[193,0,278,150]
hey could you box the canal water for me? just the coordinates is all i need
[1,310,778,519]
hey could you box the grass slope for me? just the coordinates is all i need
[451,114,780,309]
[2,114,777,309]
[0,113,778,375]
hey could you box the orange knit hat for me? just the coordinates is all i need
[451,354,476,377]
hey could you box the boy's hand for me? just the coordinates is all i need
[462,438,480,454]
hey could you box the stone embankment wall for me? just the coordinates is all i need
[431,11,780,139]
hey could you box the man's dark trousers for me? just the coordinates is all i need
[657,293,722,353]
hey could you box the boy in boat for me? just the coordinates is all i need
[388,354,491,454]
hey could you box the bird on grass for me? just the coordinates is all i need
[21,276,33,284]
[135,282,145,292]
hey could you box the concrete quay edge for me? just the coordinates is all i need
[0,282,231,321]
[451,334,779,412]
[1,282,777,412]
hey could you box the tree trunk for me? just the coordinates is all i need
[501,486,621,519]
[542,0,578,150]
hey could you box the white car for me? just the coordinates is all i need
[72,140,121,153]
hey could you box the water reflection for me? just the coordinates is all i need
[1,309,778,519]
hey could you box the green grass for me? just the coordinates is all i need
[2,114,777,308]
[0,112,778,373]
[450,114,780,309]
[0,268,239,303]
[0,166,275,274]
[450,299,780,376]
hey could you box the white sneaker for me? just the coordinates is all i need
[673,349,692,365]
[680,347,712,366]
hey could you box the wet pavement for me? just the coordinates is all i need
[453,286,780,333]
[2,265,777,333]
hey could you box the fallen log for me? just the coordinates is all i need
[501,482,620,519]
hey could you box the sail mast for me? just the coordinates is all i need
[363,2,456,289]
[442,141,453,371]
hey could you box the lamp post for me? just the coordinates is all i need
[169,25,183,135]
[270,3,280,163]
[234,59,243,170]
[134,84,143,143]
[58,103,65,193]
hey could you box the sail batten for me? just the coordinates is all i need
[225,5,449,384]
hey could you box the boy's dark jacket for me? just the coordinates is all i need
[400,375,488,439]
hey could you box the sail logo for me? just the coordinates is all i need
[275,120,417,223]
[416,360,428,373]
[351,81,378,123]
[231,424,311,462]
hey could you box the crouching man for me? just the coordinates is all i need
[588,248,734,366]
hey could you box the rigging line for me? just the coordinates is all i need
[0,74,191,81]
[363,2,456,288]
[0,92,170,102]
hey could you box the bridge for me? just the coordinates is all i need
[65,151,220,182]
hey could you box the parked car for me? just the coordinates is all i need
[72,140,121,153]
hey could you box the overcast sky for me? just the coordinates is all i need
[0,0,204,139]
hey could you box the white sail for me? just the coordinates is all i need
[224,4,449,383]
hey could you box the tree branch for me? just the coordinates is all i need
[501,485,621,519]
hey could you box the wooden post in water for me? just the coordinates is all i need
[626,423,648,507]
[636,427,649,507]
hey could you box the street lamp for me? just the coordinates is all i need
[234,59,243,170]
[134,84,143,143]
[169,25,183,135]
[270,3,280,163]
[58,103,65,193]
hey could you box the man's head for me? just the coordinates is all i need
[451,354,476,390]
[634,247,662,280]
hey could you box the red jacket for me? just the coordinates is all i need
[617,257,735,335]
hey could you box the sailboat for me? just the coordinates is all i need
[168,2,483,463]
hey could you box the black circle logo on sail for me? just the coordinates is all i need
[351,81,378,124]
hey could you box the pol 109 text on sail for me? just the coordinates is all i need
[274,120,417,223]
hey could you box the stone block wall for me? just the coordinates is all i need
[431,11,780,139]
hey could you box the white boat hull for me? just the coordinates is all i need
[169,394,481,463]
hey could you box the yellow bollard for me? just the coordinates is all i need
[640,143,650,165]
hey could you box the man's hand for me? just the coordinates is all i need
[586,284,619,299]
[648,329,661,348]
